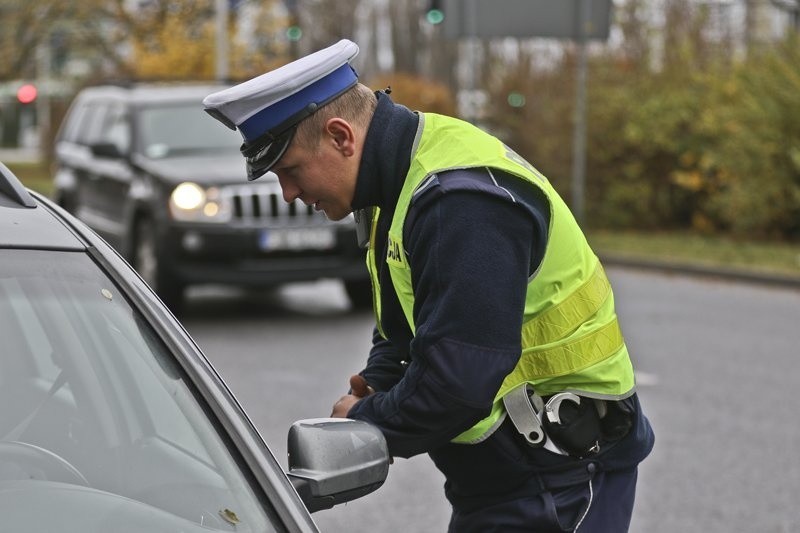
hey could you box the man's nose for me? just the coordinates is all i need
[276,175,300,203]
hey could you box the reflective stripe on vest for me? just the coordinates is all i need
[521,262,611,348]
[365,206,386,339]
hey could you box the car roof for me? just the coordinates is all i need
[0,162,85,250]
[75,83,231,107]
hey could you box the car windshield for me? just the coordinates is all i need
[0,249,278,532]
[138,102,242,159]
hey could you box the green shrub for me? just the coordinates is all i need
[483,29,800,241]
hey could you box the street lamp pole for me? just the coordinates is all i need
[36,39,51,157]
[215,0,229,82]
[570,0,590,227]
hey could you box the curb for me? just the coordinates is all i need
[0,149,41,164]
[599,254,800,290]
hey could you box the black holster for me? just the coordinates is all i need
[544,396,634,458]
[543,397,602,458]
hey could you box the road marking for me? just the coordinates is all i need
[635,371,660,387]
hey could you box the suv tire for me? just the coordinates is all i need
[344,279,372,309]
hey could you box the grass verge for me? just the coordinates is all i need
[588,230,800,280]
[5,161,53,198]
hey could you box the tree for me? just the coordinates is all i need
[128,2,217,80]
[367,71,456,115]
[0,0,296,82]
[0,0,70,80]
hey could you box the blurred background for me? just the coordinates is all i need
[1,0,799,247]
[2,2,800,531]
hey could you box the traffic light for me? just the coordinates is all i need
[16,84,37,105]
[286,25,303,41]
[285,0,302,43]
[507,92,526,108]
[426,0,445,25]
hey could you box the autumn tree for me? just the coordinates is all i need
[38,0,293,82]
[367,71,456,115]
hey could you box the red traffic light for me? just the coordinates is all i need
[17,84,38,104]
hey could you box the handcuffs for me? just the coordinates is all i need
[503,384,604,458]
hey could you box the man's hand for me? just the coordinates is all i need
[331,374,374,418]
[349,374,374,397]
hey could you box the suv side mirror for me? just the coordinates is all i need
[90,142,125,159]
[287,418,389,513]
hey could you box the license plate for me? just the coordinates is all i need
[258,227,335,251]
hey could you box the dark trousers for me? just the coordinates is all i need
[447,467,639,533]
[432,395,653,533]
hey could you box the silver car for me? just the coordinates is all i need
[0,162,389,532]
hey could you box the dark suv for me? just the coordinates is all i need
[52,83,370,311]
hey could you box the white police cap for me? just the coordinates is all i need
[203,39,360,180]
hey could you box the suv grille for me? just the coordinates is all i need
[222,182,326,226]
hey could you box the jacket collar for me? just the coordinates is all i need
[352,91,419,211]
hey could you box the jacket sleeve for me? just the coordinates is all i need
[346,186,541,458]
[359,327,407,393]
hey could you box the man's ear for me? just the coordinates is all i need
[325,118,356,157]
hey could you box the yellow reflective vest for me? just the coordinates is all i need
[365,113,636,444]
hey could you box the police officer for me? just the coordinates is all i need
[204,39,654,532]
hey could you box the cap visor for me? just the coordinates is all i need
[244,128,295,181]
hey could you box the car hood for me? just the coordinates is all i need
[133,152,267,186]
[0,481,241,532]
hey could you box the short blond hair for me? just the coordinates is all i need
[294,83,377,150]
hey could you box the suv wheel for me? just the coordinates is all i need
[134,218,185,312]
[344,279,372,309]
[54,190,76,214]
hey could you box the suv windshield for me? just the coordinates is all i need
[0,250,277,532]
[138,103,242,158]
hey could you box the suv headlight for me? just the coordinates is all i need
[169,182,231,223]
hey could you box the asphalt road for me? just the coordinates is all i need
[181,268,800,533]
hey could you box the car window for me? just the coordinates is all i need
[137,103,242,158]
[2,280,60,382]
[102,104,131,155]
[60,100,90,143]
[75,102,109,146]
[0,249,281,532]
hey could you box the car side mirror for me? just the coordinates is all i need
[287,418,389,513]
[90,142,125,159]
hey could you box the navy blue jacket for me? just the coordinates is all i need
[347,93,654,503]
